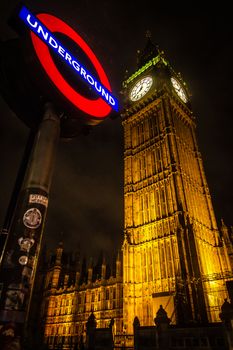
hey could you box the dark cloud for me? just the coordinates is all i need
[0,0,232,259]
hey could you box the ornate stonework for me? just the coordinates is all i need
[39,40,233,348]
[121,46,233,333]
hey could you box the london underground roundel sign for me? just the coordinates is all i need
[19,6,118,119]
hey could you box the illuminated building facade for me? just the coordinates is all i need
[121,36,233,333]
[38,37,233,348]
[40,243,123,348]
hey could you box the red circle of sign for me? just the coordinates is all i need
[31,13,111,118]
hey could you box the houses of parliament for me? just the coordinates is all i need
[32,37,233,349]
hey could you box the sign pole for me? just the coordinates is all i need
[0,102,60,348]
[0,130,36,265]
[0,5,118,347]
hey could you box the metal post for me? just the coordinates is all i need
[0,130,36,266]
[0,102,60,348]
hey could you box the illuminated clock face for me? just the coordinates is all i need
[171,77,188,103]
[130,76,153,101]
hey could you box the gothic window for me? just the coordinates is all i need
[132,125,137,148]
[148,118,154,138]
[139,157,142,180]
[152,191,156,221]
[153,148,161,174]
[139,156,146,180]
[151,150,155,175]
[167,183,173,214]
[139,195,144,224]
[156,148,162,173]
[124,158,131,184]
[161,187,167,216]
[144,193,150,223]
[148,115,159,138]
[160,243,166,279]
[106,289,109,300]
[142,249,147,282]
[132,158,137,183]
[124,126,131,149]
[134,195,140,226]
[153,244,159,279]
[144,154,147,178]
[144,119,149,140]
[156,190,161,218]
[147,151,152,176]
[162,142,168,168]
[148,248,153,281]
[138,122,144,145]
[143,154,146,179]
[166,241,173,277]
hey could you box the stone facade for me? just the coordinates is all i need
[39,244,123,349]
[36,38,233,349]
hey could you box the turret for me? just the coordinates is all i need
[55,241,63,265]
[51,241,63,289]
[87,257,93,284]
[75,270,81,288]
[74,251,81,288]
[64,274,69,288]
[221,219,231,247]
[136,31,160,69]
[101,255,106,280]
[116,250,121,278]
[220,219,233,271]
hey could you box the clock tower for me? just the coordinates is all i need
[121,35,232,333]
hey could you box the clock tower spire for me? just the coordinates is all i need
[121,37,232,333]
[136,31,160,69]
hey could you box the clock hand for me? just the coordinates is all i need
[138,85,143,93]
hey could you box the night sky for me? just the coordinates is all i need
[0,1,232,261]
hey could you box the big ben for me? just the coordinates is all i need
[121,35,232,333]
